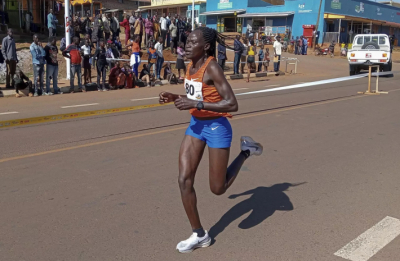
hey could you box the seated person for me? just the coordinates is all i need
[163,62,177,84]
[121,64,138,89]
[116,70,126,89]
[147,36,155,49]
[139,64,154,87]
[108,61,122,89]
[13,67,34,98]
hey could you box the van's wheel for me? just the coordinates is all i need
[350,65,357,76]
[382,61,393,77]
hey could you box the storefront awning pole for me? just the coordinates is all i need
[338,18,341,43]
[44,0,46,28]
[370,21,372,34]
[65,0,71,80]
[19,1,21,28]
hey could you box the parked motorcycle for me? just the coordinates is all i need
[261,35,272,45]
[314,42,335,58]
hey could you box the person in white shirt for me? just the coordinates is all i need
[273,35,282,72]
[159,13,168,48]
[154,37,164,80]
[25,11,32,33]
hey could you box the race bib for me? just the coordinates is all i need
[184,78,203,101]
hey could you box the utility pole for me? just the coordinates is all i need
[192,0,195,29]
[65,0,71,79]
[313,0,323,49]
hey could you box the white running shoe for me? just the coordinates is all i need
[176,231,211,253]
[241,136,263,156]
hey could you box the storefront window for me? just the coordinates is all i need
[252,18,265,31]
[187,10,199,19]
[180,7,187,18]
[168,8,177,16]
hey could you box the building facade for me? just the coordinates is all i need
[203,0,400,46]
[139,0,206,24]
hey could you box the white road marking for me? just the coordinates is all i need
[334,216,400,261]
[131,90,248,102]
[61,103,99,109]
[236,74,369,96]
[131,97,159,101]
[237,71,394,96]
[0,111,19,115]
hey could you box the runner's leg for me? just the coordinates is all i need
[179,135,206,230]
[208,147,248,195]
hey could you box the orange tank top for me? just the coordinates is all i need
[185,56,232,118]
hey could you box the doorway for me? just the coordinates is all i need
[225,17,236,32]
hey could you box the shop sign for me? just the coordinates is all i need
[298,3,312,13]
[355,2,364,14]
[218,0,232,9]
[331,0,341,10]
[376,7,382,16]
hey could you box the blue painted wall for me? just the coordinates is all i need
[206,0,400,44]
[188,4,206,24]
[244,0,326,40]
[206,0,326,42]
[247,0,274,7]
[325,0,400,24]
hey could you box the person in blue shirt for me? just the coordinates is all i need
[217,38,227,70]
[47,9,57,37]
[233,35,244,75]
[114,36,122,52]
[30,34,46,96]
[302,36,308,55]
[258,45,265,72]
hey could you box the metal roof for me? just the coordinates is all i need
[201,9,246,16]
[238,12,294,18]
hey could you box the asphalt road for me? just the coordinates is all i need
[1,56,400,261]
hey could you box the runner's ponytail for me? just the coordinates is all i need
[194,27,236,57]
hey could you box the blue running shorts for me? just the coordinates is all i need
[185,116,233,148]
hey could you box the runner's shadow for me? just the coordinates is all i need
[209,182,305,242]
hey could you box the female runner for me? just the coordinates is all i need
[159,27,263,253]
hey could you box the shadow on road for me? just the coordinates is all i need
[209,182,306,242]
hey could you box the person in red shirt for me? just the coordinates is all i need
[109,61,122,89]
[62,36,84,93]
[119,15,130,45]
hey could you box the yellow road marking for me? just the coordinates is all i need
[0,103,170,129]
[0,94,369,163]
